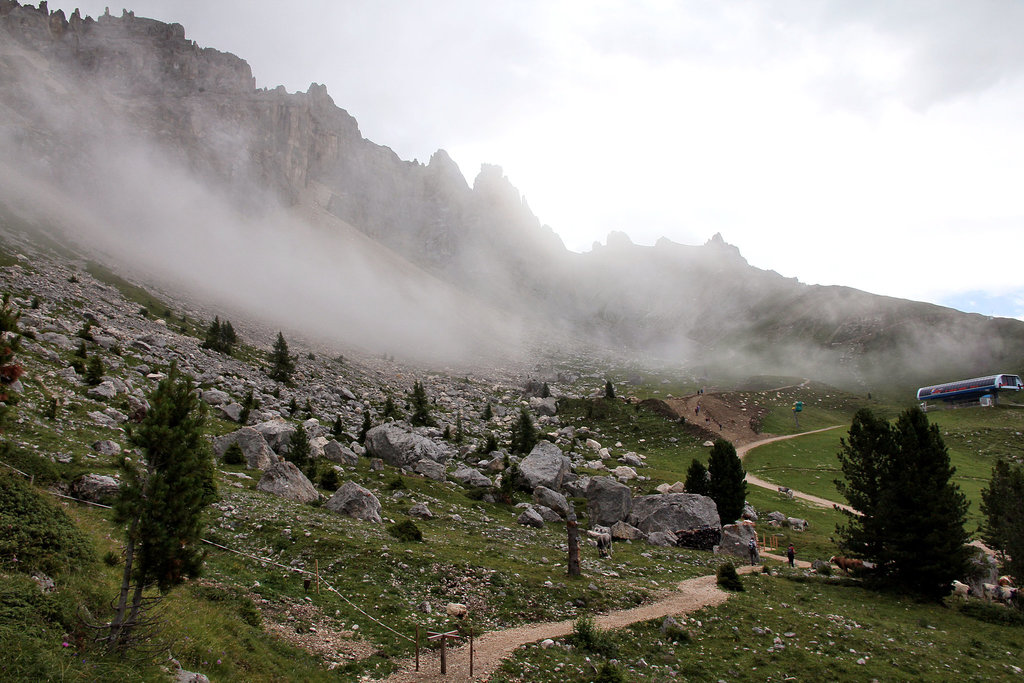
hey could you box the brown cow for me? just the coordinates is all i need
[829,556,865,574]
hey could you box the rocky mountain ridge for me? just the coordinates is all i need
[1,0,1022,391]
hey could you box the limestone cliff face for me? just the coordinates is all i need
[0,0,561,286]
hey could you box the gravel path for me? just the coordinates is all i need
[381,570,757,682]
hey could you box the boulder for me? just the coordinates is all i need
[217,402,244,422]
[675,525,722,551]
[716,521,757,560]
[518,441,571,490]
[610,520,644,541]
[201,389,230,406]
[414,459,447,481]
[323,440,359,466]
[620,453,645,468]
[87,381,118,400]
[611,465,638,481]
[533,505,563,523]
[742,503,758,521]
[91,439,121,456]
[529,396,557,416]
[586,476,633,526]
[252,419,296,454]
[325,481,382,523]
[364,424,452,468]
[647,530,678,547]
[70,474,120,504]
[517,507,545,528]
[256,461,318,503]
[628,493,720,536]
[213,427,278,470]
[787,517,808,531]
[451,466,492,488]
[309,435,330,460]
[533,486,569,516]
[408,502,433,519]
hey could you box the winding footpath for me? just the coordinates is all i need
[381,570,758,683]
[736,426,856,514]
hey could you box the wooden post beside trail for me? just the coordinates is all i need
[415,625,420,672]
[469,626,474,677]
[567,506,581,577]
[427,630,459,675]
[315,558,320,594]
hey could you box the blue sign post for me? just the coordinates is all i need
[793,401,803,428]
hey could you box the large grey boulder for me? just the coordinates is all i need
[323,440,359,466]
[628,493,720,535]
[201,389,230,406]
[70,474,120,504]
[517,507,545,528]
[413,459,447,481]
[610,520,644,541]
[533,486,569,516]
[716,522,757,560]
[213,427,278,470]
[364,424,452,468]
[529,396,557,417]
[518,441,571,491]
[647,530,678,547]
[256,461,318,503]
[451,466,492,488]
[252,419,296,454]
[586,476,633,526]
[325,481,382,523]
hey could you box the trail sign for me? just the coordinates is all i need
[793,401,803,412]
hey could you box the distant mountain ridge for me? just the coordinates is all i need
[2,1,1022,392]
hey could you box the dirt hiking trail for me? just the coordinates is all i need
[382,567,760,683]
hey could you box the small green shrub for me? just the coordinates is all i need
[386,476,407,491]
[567,615,618,657]
[102,550,120,566]
[387,520,423,543]
[716,562,745,592]
[223,443,245,466]
[958,599,1024,626]
[595,661,626,683]
[319,467,340,492]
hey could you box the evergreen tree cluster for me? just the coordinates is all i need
[510,407,538,455]
[409,381,434,427]
[201,316,238,355]
[981,459,1024,589]
[834,407,970,600]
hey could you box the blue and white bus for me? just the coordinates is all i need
[916,374,1023,403]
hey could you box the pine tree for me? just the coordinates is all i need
[510,407,538,455]
[220,320,237,351]
[287,422,311,474]
[238,389,256,425]
[684,458,710,496]
[0,293,23,401]
[481,403,493,421]
[541,383,551,399]
[707,439,745,523]
[383,395,401,420]
[267,331,295,383]
[980,459,1024,584]
[410,380,434,427]
[835,407,970,599]
[202,316,222,351]
[358,411,372,444]
[85,354,105,386]
[332,414,345,440]
[604,380,616,399]
[108,364,216,648]
[454,413,464,445]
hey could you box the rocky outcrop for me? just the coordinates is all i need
[716,521,757,560]
[628,493,720,536]
[70,473,119,504]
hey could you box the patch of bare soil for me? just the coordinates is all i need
[259,595,378,669]
[662,391,769,447]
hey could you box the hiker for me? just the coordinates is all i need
[748,537,758,565]
[787,543,796,567]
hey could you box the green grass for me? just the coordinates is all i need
[743,430,846,502]
[491,572,1024,682]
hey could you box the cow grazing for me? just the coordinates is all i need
[983,583,1018,603]
[586,529,613,558]
[951,580,971,597]
[829,556,865,575]
[778,486,794,499]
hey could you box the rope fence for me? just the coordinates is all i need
[1,459,415,644]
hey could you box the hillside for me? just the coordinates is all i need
[1,1,1023,391]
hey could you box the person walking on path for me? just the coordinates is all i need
[787,543,796,567]
[748,537,759,565]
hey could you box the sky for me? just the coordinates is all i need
[47,0,1024,320]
